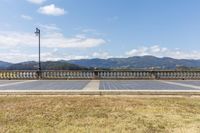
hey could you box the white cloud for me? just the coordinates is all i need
[2,44,200,63]
[0,49,112,63]
[0,31,36,48]
[0,24,108,62]
[43,35,106,48]
[27,0,46,4]
[0,52,59,63]
[81,28,105,36]
[21,14,33,20]
[38,4,66,16]
[125,45,200,59]
[0,50,91,63]
[39,24,60,31]
[92,52,112,59]
[0,27,106,49]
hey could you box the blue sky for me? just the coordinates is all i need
[1,0,200,62]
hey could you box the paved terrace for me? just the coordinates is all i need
[0,80,200,95]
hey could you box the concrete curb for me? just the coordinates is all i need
[1,90,200,95]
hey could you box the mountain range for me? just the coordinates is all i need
[68,56,200,70]
[0,61,87,70]
[1,56,200,70]
[0,61,12,69]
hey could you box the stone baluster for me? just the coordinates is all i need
[0,72,2,79]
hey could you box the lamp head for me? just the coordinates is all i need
[35,28,40,36]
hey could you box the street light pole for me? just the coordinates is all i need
[35,28,41,79]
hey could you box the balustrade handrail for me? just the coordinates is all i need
[0,70,200,80]
[1,70,200,72]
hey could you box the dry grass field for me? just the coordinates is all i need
[0,95,200,133]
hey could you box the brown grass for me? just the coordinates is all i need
[0,95,200,133]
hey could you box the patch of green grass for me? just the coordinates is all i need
[0,95,200,133]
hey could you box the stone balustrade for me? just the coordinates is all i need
[0,70,200,80]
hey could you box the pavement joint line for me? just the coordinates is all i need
[83,80,100,90]
[159,80,200,90]
[0,80,37,87]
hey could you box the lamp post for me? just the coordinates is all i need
[35,28,41,79]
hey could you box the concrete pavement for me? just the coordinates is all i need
[0,80,200,95]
